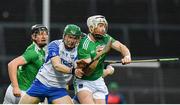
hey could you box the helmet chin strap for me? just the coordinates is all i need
[38,43,47,48]
[92,33,104,40]
[64,45,73,51]
[63,40,74,51]
[33,40,47,48]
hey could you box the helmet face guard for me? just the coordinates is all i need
[31,24,48,48]
[87,15,108,35]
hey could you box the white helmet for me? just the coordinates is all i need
[87,15,108,34]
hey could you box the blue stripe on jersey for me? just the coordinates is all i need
[74,55,78,61]
[45,40,60,63]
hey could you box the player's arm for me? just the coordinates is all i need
[8,56,26,96]
[103,65,115,77]
[89,46,105,69]
[111,40,131,64]
[77,41,104,70]
[51,56,73,74]
[51,56,84,78]
[77,58,99,70]
[48,41,83,76]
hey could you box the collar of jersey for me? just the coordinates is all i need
[33,41,45,51]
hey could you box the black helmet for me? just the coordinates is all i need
[31,24,48,35]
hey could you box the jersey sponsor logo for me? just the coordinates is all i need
[96,45,105,50]
[78,84,83,88]
[61,58,73,67]
[96,45,105,54]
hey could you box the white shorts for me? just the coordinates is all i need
[75,77,108,99]
[3,84,26,104]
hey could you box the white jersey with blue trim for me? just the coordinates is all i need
[36,39,77,88]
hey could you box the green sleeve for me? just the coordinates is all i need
[106,34,116,43]
[22,50,38,63]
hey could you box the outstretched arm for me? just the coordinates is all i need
[8,56,26,97]
[111,41,131,64]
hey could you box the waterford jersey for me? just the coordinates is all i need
[18,42,45,91]
[78,34,115,80]
[36,39,77,88]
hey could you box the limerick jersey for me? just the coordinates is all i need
[78,34,115,80]
[17,42,46,91]
[36,39,77,88]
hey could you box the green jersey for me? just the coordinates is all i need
[17,42,45,91]
[78,34,115,80]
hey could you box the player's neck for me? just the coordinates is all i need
[89,34,96,42]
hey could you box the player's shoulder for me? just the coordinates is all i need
[25,43,37,54]
[80,35,88,42]
[104,34,111,38]
[26,43,35,50]
[103,34,116,43]
[49,39,62,45]
[79,35,91,49]
[23,45,39,60]
[80,34,91,44]
[48,39,62,47]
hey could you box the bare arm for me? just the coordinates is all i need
[8,56,26,96]
[111,41,131,57]
[111,41,131,64]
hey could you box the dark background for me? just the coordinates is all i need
[0,0,180,103]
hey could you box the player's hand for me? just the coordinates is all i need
[75,68,84,78]
[103,65,115,77]
[96,46,104,55]
[106,65,115,75]
[121,55,131,65]
[13,87,21,97]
